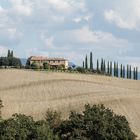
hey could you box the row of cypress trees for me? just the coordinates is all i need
[7,50,13,58]
[82,52,138,80]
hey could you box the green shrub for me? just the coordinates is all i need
[0,114,59,140]
[45,109,62,131]
[0,57,9,66]
[34,120,60,140]
[56,104,136,140]
[31,62,40,70]
[76,67,86,73]
[57,65,65,70]
[0,102,136,140]
[8,57,21,67]
[0,57,21,68]
[0,114,35,140]
[43,63,50,70]
[68,67,72,71]
[0,99,3,120]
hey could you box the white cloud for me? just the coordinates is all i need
[42,0,86,13]
[44,37,54,48]
[0,6,7,17]
[104,10,136,29]
[61,26,128,47]
[0,27,23,46]
[33,0,87,24]
[0,5,23,46]
[118,56,140,68]
[10,0,33,16]
[0,46,8,56]
[0,6,10,28]
[26,47,49,57]
[45,0,73,12]
[73,14,92,23]
[0,0,89,49]
[38,26,131,65]
[0,0,138,67]
[104,0,140,30]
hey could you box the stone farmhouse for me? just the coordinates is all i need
[29,56,69,69]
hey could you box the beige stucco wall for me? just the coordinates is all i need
[64,60,69,69]
[30,60,69,69]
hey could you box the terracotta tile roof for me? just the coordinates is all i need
[30,56,47,61]
[47,58,66,61]
[30,56,67,61]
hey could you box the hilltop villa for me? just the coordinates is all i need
[28,56,69,69]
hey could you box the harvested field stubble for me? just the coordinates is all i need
[0,69,140,138]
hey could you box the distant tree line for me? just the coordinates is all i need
[82,52,139,80]
[0,50,21,68]
[0,100,137,140]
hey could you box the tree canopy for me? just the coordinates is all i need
[56,104,136,140]
[0,50,21,68]
[0,100,137,140]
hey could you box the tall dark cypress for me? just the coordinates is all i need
[7,50,10,58]
[114,62,116,77]
[127,65,129,79]
[107,61,110,74]
[101,58,104,72]
[136,67,138,80]
[130,65,132,79]
[133,67,136,80]
[103,60,106,73]
[83,61,85,68]
[120,64,123,78]
[10,51,13,57]
[85,55,88,69]
[90,52,93,70]
[116,63,119,77]
[123,66,125,78]
[110,61,112,76]
[97,59,99,72]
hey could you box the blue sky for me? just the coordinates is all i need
[0,0,140,68]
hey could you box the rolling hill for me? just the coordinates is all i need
[0,69,140,138]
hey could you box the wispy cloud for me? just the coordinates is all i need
[0,0,139,66]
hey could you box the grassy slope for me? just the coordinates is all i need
[0,69,140,138]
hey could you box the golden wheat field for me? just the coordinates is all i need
[0,69,140,138]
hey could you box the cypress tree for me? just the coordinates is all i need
[97,59,99,72]
[107,61,110,74]
[110,61,112,76]
[103,60,106,73]
[136,67,138,80]
[90,52,93,70]
[83,61,85,68]
[127,65,129,79]
[123,66,125,78]
[130,65,132,79]
[7,50,10,58]
[114,62,116,77]
[10,51,13,57]
[85,55,88,69]
[101,58,104,72]
[133,67,136,80]
[116,63,119,77]
[120,64,123,78]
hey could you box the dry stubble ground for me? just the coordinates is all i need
[0,69,140,138]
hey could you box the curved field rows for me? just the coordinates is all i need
[0,69,140,138]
